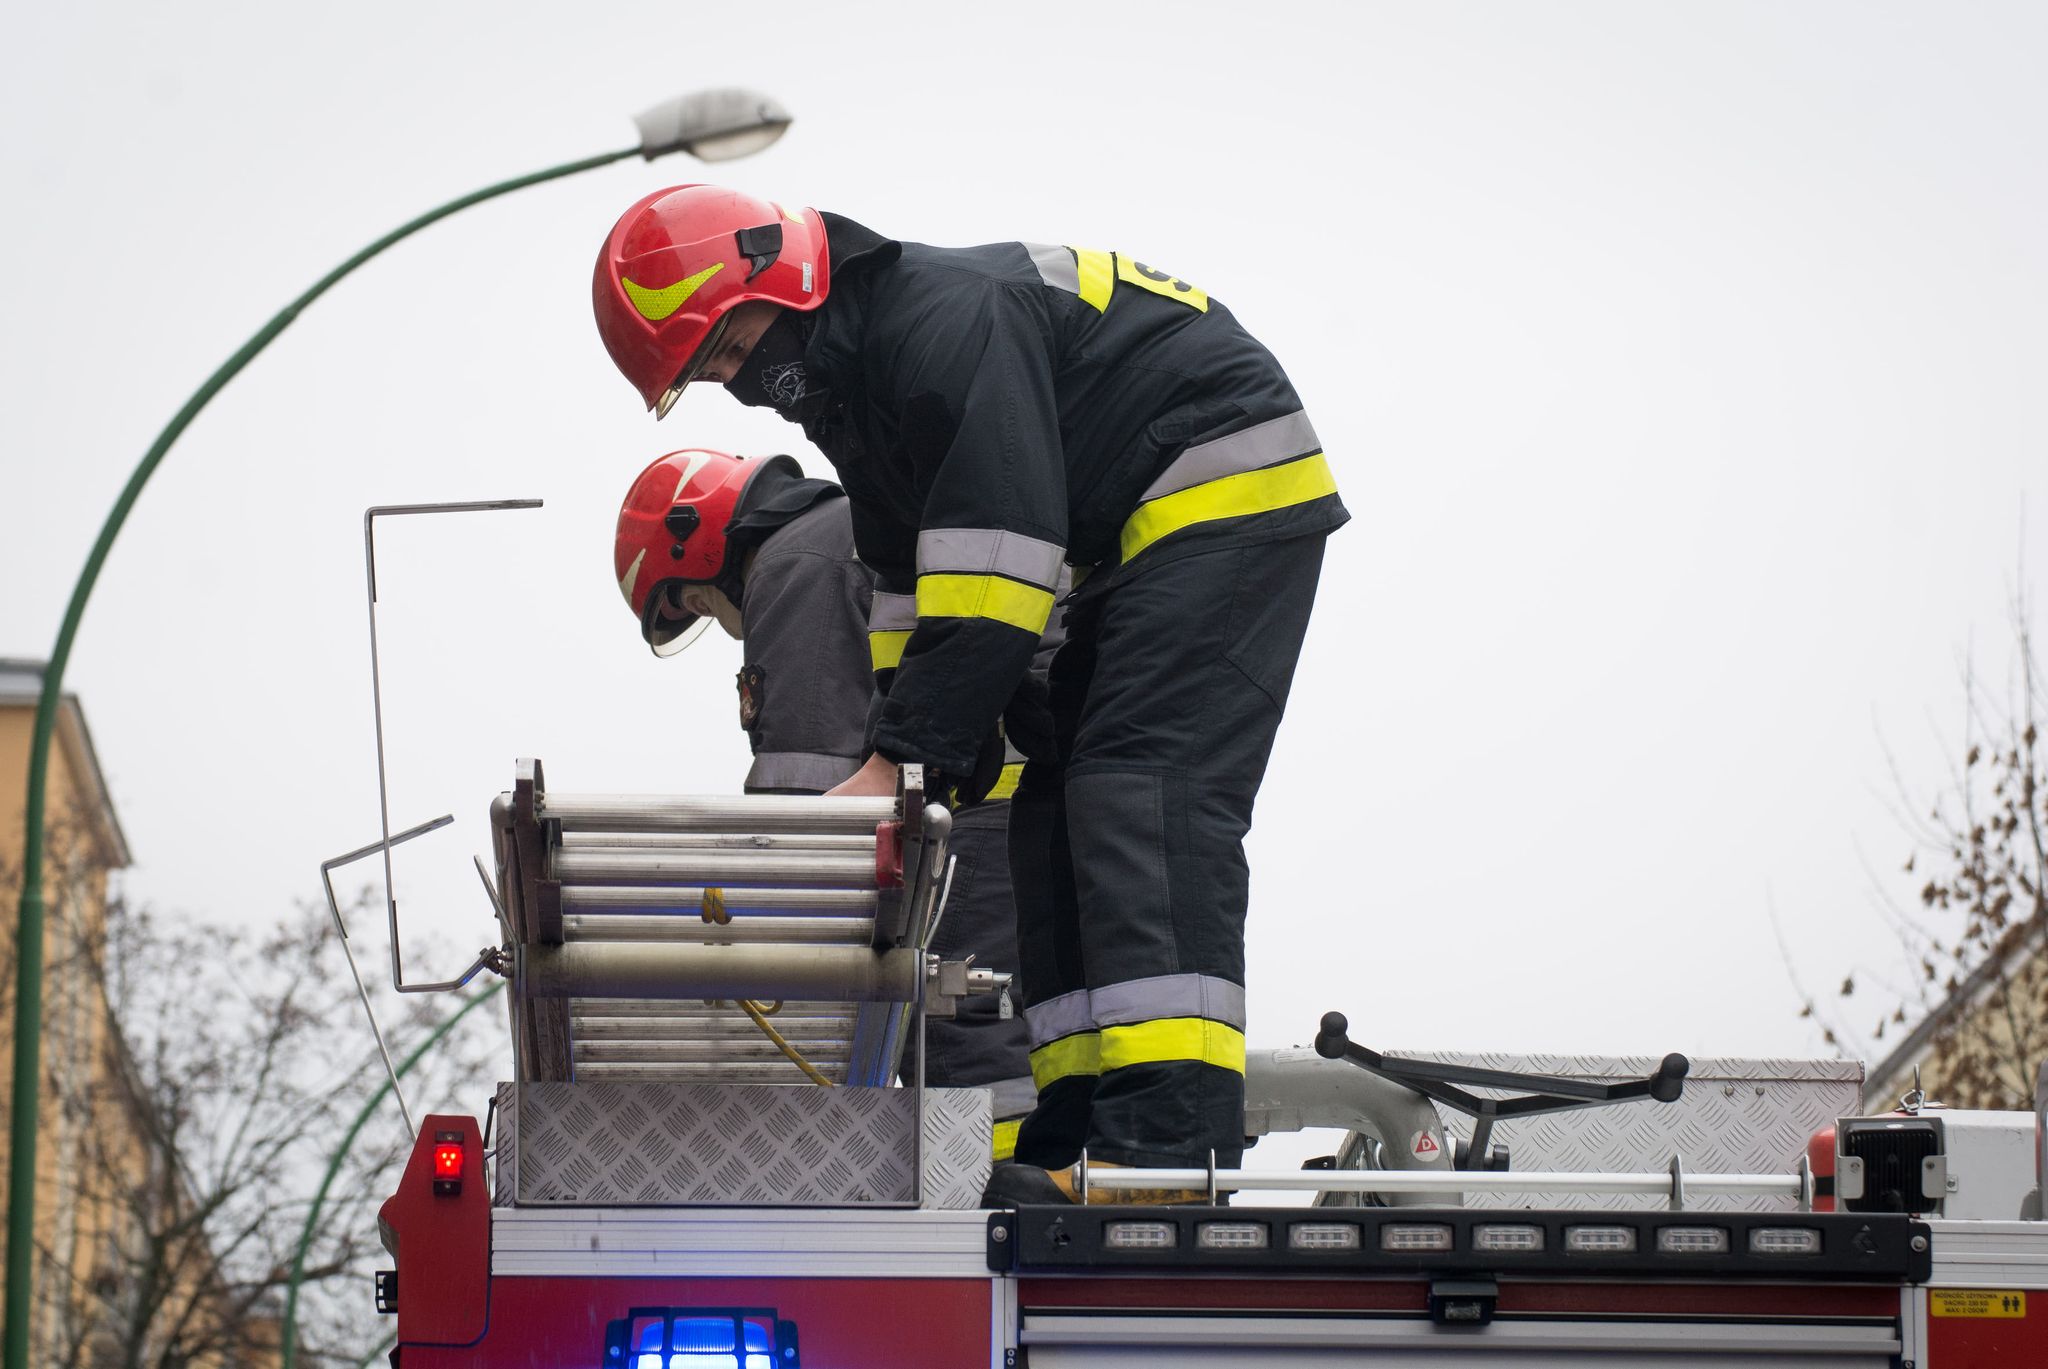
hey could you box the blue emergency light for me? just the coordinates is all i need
[607,1307,798,1369]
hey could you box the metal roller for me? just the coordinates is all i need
[570,999,851,1019]
[562,915,874,945]
[526,943,920,1003]
[541,794,894,835]
[571,1015,855,1044]
[552,848,876,887]
[557,831,878,852]
[573,1049,851,1065]
[561,887,877,915]
[571,1063,848,1084]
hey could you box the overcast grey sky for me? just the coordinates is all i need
[4,1,2043,1115]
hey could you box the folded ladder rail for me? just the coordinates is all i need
[492,758,946,1089]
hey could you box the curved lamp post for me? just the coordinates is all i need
[3,88,790,1369]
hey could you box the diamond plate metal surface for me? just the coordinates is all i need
[494,1082,990,1209]
[1390,1053,1863,1211]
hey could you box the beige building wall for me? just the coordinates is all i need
[1865,926,2048,1113]
[1,661,133,1364]
[3,663,283,1368]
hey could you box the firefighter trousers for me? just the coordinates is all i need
[1008,533,1328,1169]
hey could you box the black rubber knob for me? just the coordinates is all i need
[1314,1011,1350,1059]
[1650,1052,1690,1103]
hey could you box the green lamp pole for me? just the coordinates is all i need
[4,88,791,1369]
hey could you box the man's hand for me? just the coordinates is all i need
[826,751,898,798]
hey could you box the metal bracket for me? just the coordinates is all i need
[922,953,1012,1021]
[319,814,453,1136]
[871,766,924,950]
[362,499,541,993]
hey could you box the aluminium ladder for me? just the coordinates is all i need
[490,758,961,1089]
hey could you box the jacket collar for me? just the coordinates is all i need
[806,213,900,397]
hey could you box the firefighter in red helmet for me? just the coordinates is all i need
[594,186,831,421]
[593,186,1348,1204]
[615,447,1042,1150]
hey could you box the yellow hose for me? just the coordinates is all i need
[737,998,835,1087]
[698,889,830,1085]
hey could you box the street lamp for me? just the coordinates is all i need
[637,88,792,162]
[2,86,791,1369]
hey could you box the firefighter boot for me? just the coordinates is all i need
[980,1160,1072,1207]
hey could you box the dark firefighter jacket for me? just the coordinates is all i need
[737,494,874,794]
[797,214,1349,778]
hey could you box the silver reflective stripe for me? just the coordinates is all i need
[1139,409,1322,503]
[1025,242,1079,295]
[1090,973,1246,1030]
[1003,734,1026,765]
[744,751,862,793]
[868,591,918,632]
[988,1074,1039,1119]
[917,527,1066,590]
[1024,988,1096,1047]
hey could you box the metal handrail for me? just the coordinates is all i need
[1065,1154,1816,1209]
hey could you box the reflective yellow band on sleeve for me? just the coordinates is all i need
[1120,452,1338,564]
[1073,248,1115,312]
[992,1118,1022,1162]
[1099,1018,1247,1075]
[869,629,911,671]
[917,574,1056,634]
[985,762,1025,801]
[1029,1031,1101,1090]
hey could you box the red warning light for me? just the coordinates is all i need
[431,1134,465,1196]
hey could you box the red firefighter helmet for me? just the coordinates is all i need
[594,184,832,418]
[616,448,770,656]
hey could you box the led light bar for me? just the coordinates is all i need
[1198,1222,1269,1250]
[998,1210,1929,1283]
[1104,1220,1178,1250]
[1288,1222,1362,1251]
[1380,1223,1455,1253]
[1564,1225,1638,1254]
[1657,1226,1731,1254]
[1748,1226,1823,1256]
[1472,1223,1545,1252]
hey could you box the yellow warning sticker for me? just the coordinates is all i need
[1930,1289,2027,1318]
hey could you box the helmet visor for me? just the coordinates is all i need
[643,582,712,657]
[653,312,734,420]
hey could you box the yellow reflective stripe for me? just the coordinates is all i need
[620,262,726,322]
[916,574,1055,634]
[992,1118,1022,1162]
[1073,248,1114,312]
[869,629,911,671]
[985,762,1024,801]
[1120,452,1338,563]
[1029,1032,1101,1090]
[1099,1018,1247,1075]
[1115,255,1209,312]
